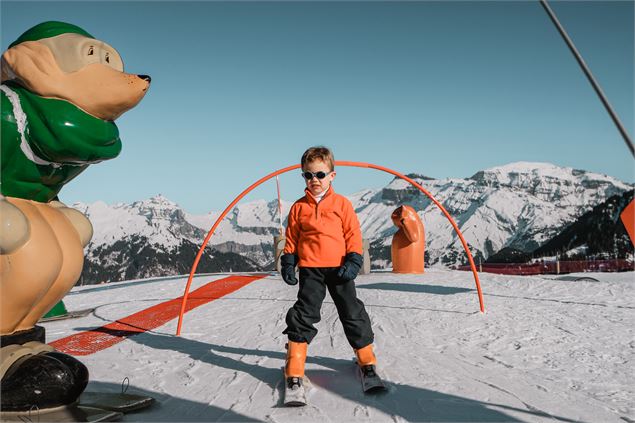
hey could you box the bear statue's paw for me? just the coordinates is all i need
[49,201,93,247]
[0,198,30,255]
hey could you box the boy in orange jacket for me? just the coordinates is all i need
[280,146,377,392]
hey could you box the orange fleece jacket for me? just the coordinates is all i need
[283,187,363,267]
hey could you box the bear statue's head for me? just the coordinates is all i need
[1,21,150,121]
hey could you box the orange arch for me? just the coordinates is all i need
[176,161,485,336]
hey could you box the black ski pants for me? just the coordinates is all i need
[283,267,374,350]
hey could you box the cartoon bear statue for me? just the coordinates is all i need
[0,21,150,412]
[391,205,425,273]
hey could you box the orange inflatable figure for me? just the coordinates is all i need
[391,205,425,274]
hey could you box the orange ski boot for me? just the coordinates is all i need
[355,344,386,392]
[355,344,377,367]
[283,341,308,406]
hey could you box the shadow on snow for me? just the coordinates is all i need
[83,380,259,422]
[359,282,473,296]
[124,332,577,422]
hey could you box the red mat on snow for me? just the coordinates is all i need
[50,274,267,356]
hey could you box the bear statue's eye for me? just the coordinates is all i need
[105,52,110,63]
[88,46,94,56]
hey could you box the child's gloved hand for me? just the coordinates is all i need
[337,252,363,282]
[280,253,299,285]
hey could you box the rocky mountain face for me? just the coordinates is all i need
[358,162,631,267]
[74,196,265,285]
[73,162,632,284]
[531,189,634,259]
[485,189,634,263]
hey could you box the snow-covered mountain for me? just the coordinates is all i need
[75,196,264,284]
[73,162,632,284]
[532,189,634,259]
[363,162,632,267]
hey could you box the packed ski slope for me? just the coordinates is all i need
[45,270,634,422]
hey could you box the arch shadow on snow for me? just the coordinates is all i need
[358,282,474,296]
[127,332,577,422]
[82,380,259,422]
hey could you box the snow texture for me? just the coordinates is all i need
[46,269,634,422]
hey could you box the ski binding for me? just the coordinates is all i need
[359,364,387,393]
[282,368,307,406]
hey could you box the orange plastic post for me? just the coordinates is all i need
[176,161,485,336]
[621,198,635,247]
[391,205,425,273]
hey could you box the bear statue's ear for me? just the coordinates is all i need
[1,41,64,96]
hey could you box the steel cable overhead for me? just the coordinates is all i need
[540,0,634,157]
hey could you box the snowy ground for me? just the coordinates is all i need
[45,269,634,422]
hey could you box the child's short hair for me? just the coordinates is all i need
[301,146,335,171]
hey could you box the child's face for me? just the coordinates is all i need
[303,159,335,197]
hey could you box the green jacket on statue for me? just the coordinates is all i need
[1,81,122,203]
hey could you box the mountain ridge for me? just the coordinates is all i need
[71,161,633,283]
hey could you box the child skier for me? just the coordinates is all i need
[280,146,379,402]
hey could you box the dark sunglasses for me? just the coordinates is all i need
[302,171,331,180]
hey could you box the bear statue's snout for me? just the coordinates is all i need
[138,74,151,83]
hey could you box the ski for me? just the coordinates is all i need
[358,364,387,393]
[80,391,155,413]
[39,307,96,322]
[0,404,122,422]
[282,368,307,406]
[0,392,155,421]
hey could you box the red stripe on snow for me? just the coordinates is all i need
[50,274,267,356]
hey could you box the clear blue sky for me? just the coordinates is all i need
[2,1,633,213]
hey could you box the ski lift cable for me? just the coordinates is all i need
[539,0,634,157]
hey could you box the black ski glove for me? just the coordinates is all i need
[337,252,363,282]
[280,253,299,285]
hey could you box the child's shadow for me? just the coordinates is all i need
[128,332,573,422]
